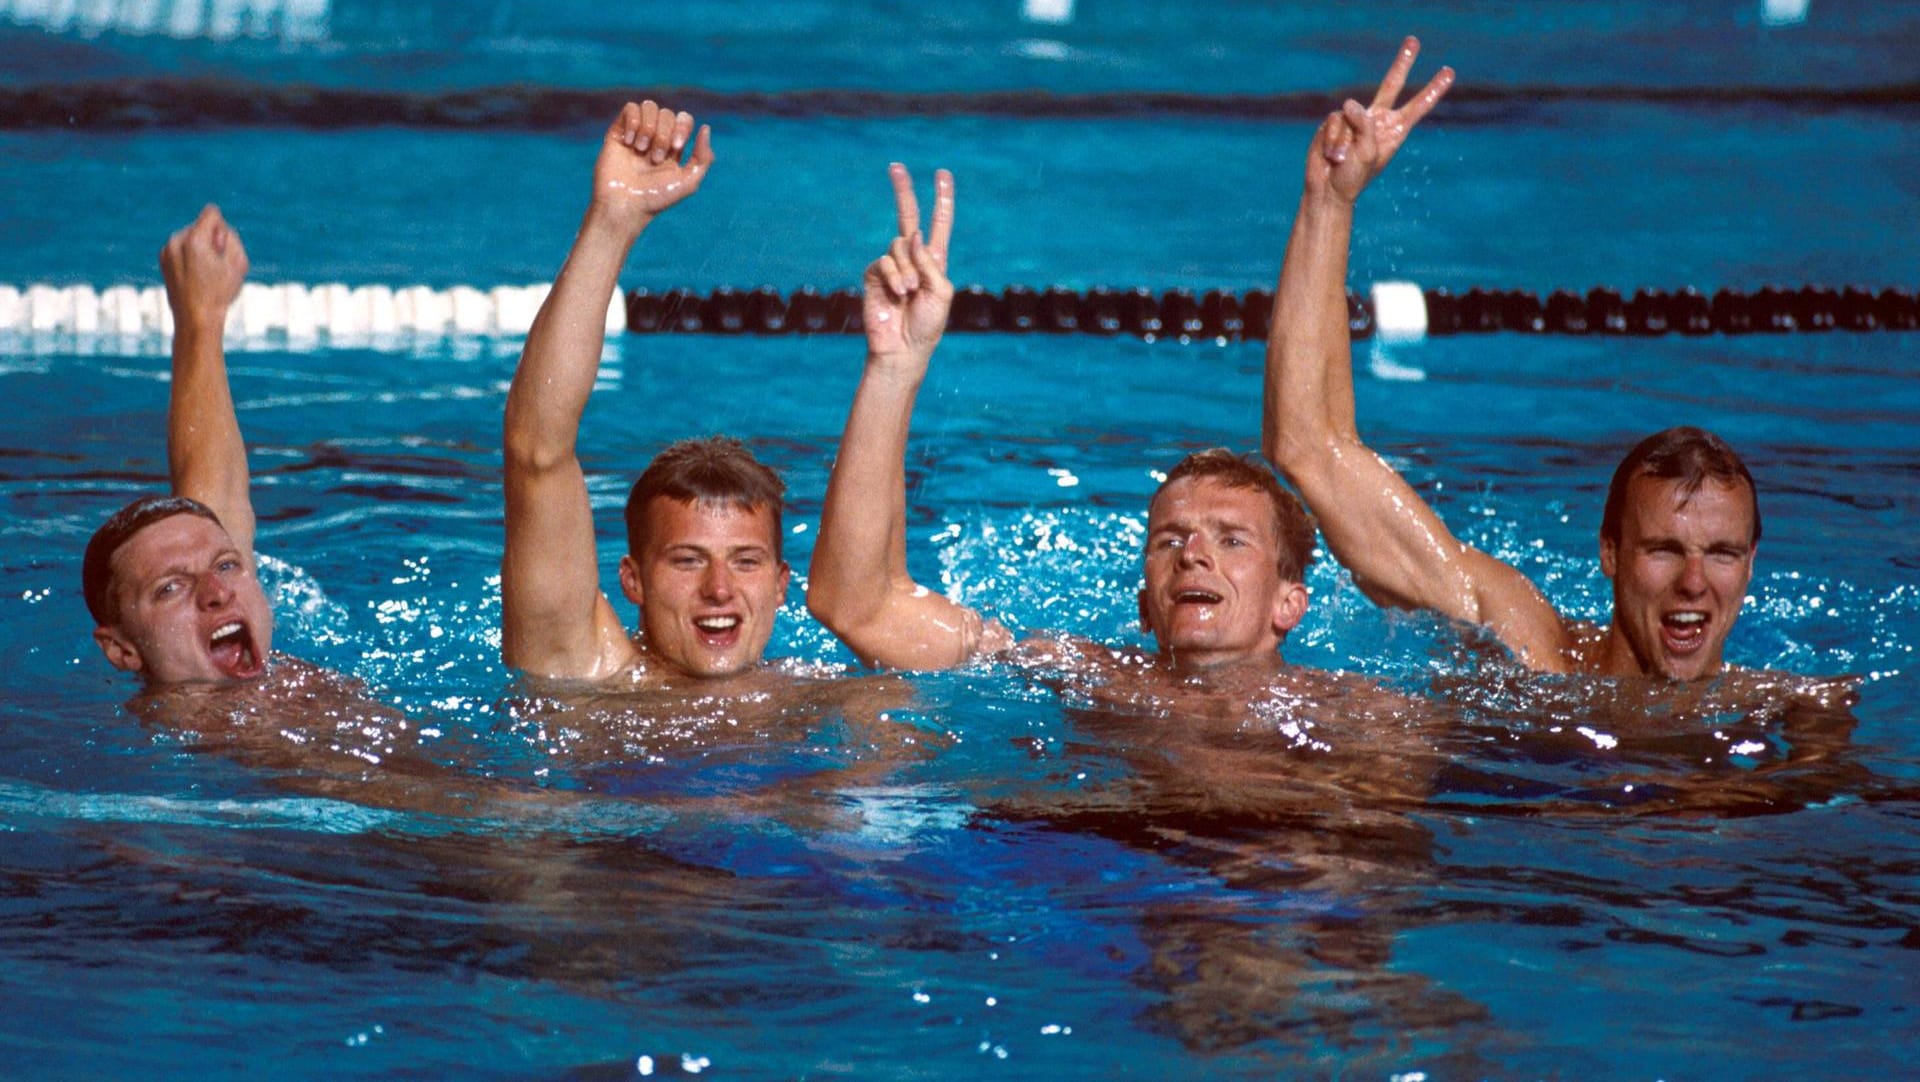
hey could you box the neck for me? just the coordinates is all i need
[1161,648,1287,679]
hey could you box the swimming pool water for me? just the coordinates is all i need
[3,4,1918,1079]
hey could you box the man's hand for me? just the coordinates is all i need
[862,163,954,375]
[159,204,248,336]
[1309,36,1454,205]
[589,100,715,238]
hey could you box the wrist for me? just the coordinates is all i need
[1300,185,1360,216]
[170,306,230,338]
[581,202,652,245]
[864,349,931,384]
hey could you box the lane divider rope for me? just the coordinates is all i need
[0,0,331,42]
[1,280,1914,347]
[0,281,587,344]
[9,82,1918,132]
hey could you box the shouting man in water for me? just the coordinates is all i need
[806,48,1454,697]
[1261,37,1835,691]
[80,206,509,812]
[85,205,272,685]
[501,101,795,688]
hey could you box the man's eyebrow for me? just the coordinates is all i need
[140,560,196,586]
[662,542,774,556]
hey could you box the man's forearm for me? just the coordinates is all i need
[1264,190,1358,466]
[167,318,250,535]
[505,210,641,463]
[811,361,924,629]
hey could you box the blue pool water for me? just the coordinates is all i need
[3,3,1919,1078]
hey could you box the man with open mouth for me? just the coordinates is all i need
[1261,38,1831,695]
[81,208,597,820]
[806,46,1448,689]
[502,101,793,689]
[84,205,275,688]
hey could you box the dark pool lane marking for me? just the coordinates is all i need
[5,81,1920,130]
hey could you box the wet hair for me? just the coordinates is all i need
[623,436,787,559]
[1601,426,1761,546]
[1154,449,1318,583]
[82,495,224,626]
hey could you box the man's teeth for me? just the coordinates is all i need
[1176,590,1222,604]
[1666,612,1707,626]
[209,621,245,646]
[695,616,741,631]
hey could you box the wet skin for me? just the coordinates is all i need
[1138,476,1308,670]
[618,497,791,679]
[1597,474,1756,681]
[94,512,273,685]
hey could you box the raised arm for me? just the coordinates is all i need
[501,102,713,678]
[160,205,254,563]
[1261,39,1571,671]
[808,164,1010,670]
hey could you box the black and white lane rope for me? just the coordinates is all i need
[2,280,1913,347]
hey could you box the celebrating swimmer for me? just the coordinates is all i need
[806,46,1443,690]
[1260,37,1827,689]
[501,102,796,687]
[77,207,517,813]
[810,200,1322,678]
[84,205,273,686]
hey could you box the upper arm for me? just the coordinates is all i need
[815,574,1008,672]
[1455,547,1575,671]
[500,445,626,678]
[174,454,255,565]
[167,324,256,564]
[1281,435,1570,671]
[498,237,634,680]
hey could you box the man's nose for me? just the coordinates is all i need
[1177,533,1213,567]
[1677,554,1709,595]
[701,561,736,601]
[195,570,235,609]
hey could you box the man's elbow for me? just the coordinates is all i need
[501,412,573,474]
[1263,430,1326,490]
[805,577,863,639]
[806,585,901,668]
[804,586,842,632]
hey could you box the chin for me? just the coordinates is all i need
[1667,658,1722,682]
[689,654,754,679]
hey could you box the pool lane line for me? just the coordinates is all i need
[637,283,1919,340]
[5,81,1920,130]
[2,281,1913,346]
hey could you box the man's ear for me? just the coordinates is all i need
[94,626,143,674]
[1599,534,1618,579]
[617,554,645,606]
[1271,581,1309,637]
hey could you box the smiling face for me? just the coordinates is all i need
[1597,474,1755,681]
[92,512,273,685]
[619,496,791,679]
[1138,476,1309,670]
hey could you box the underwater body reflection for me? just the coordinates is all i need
[962,637,1876,1061]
